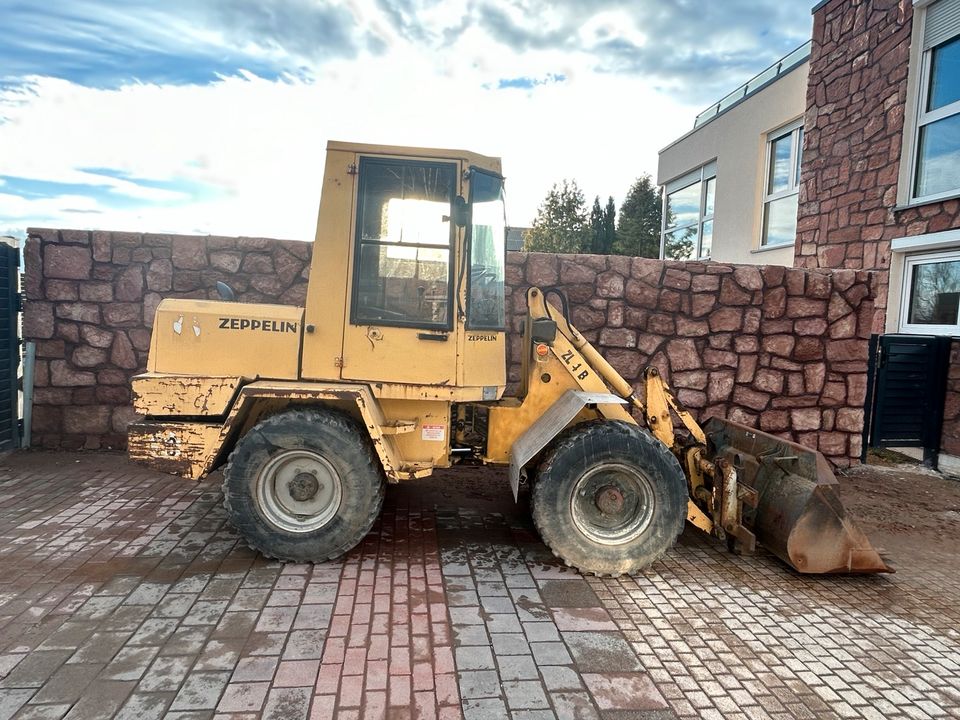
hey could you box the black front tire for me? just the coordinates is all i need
[531,421,687,576]
[223,407,385,562]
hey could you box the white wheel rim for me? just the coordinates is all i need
[255,449,342,534]
[570,463,656,546]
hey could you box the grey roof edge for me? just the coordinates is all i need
[811,0,833,14]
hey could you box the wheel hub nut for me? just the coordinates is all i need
[288,472,320,502]
[596,487,624,515]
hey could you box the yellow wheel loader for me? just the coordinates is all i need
[128,141,891,576]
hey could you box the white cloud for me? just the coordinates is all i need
[0,0,813,240]
[0,58,701,239]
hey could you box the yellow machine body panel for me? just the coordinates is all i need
[485,335,633,462]
[148,299,303,379]
[377,399,452,468]
[301,141,506,398]
[300,146,355,382]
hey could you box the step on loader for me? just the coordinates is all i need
[128,141,891,576]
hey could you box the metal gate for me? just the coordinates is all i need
[0,239,19,451]
[862,333,952,467]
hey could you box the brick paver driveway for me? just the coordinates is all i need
[0,452,958,720]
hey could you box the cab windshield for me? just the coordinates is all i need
[467,171,506,329]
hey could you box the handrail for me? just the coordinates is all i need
[693,40,812,129]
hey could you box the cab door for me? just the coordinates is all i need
[341,155,462,386]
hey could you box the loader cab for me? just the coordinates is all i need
[301,141,508,400]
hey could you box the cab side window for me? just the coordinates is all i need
[352,159,456,328]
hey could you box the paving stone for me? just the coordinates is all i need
[582,673,670,711]
[104,605,153,632]
[230,656,278,683]
[538,580,602,608]
[100,646,160,681]
[280,629,325,660]
[210,612,258,640]
[122,583,169,606]
[126,619,178,647]
[215,681,269,713]
[36,624,98,651]
[455,647,496,671]
[0,689,34,720]
[11,703,71,719]
[490,633,529,656]
[227,590,268,613]
[503,680,551,710]
[462,697,508,719]
[479,597,516,614]
[453,625,490,646]
[137,656,192,693]
[151,594,196,619]
[496,655,539,682]
[291,604,331,630]
[449,607,484,626]
[522,623,561,643]
[162,710,213,719]
[272,660,318,687]
[549,691,601,719]
[182,601,228,626]
[254,607,295,634]
[60,679,135,719]
[457,671,502,699]
[169,671,230,711]
[0,652,72,689]
[509,712,557,720]
[261,686,310,720]
[541,665,585,691]
[66,633,130,666]
[530,642,573,666]
[113,691,171,720]
[563,633,642,673]
[551,607,618,632]
[29,665,101,705]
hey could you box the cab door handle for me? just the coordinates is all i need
[417,333,448,341]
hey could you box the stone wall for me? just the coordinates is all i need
[23,229,877,466]
[794,0,960,332]
[23,228,311,450]
[942,341,960,458]
[506,253,875,466]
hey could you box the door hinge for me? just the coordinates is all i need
[334,356,344,368]
[347,163,357,175]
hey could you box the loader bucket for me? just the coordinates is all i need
[704,418,893,574]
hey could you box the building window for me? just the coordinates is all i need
[912,0,960,201]
[661,163,716,260]
[761,121,802,247]
[900,249,960,334]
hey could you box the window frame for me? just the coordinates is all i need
[349,156,458,331]
[909,31,960,203]
[465,167,508,332]
[760,120,803,248]
[899,248,960,335]
[660,162,716,261]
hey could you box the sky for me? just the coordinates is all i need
[0,0,813,241]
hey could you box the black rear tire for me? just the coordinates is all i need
[223,407,385,562]
[531,420,687,576]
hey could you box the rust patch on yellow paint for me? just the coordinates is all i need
[128,421,223,479]
[132,375,242,417]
